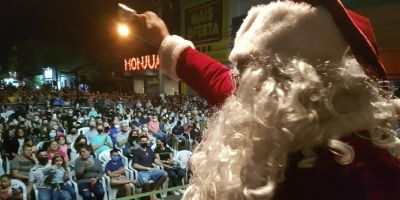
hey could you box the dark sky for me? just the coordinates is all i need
[0,0,164,72]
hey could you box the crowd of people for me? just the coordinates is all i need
[0,86,211,199]
[2,0,400,200]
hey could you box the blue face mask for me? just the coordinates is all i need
[111,156,120,162]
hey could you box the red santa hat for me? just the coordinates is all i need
[229,0,387,79]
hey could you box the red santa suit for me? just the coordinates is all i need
[158,0,400,199]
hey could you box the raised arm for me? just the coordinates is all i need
[133,11,235,106]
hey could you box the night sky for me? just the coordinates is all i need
[0,0,167,73]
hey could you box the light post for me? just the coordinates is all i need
[117,23,130,37]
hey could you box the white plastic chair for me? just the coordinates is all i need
[11,179,27,200]
[129,158,169,198]
[98,149,135,200]
[175,150,192,184]
[5,157,10,174]
[36,141,45,151]
[175,150,192,169]
[32,183,39,200]
[0,157,4,176]
[73,176,107,200]
[98,149,134,179]
[77,127,90,136]
[69,139,81,162]
[172,134,192,151]
[103,176,135,200]
[69,163,107,200]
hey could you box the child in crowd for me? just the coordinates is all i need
[57,136,68,158]
[0,174,22,200]
[105,149,137,197]
[43,154,76,200]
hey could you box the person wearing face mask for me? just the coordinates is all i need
[178,113,187,126]
[33,114,41,123]
[139,114,150,125]
[132,116,142,127]
[171,121,187,149]
[85,120,98,144]
[132,136,168,200]
[124,128,141,159]
[66,127,79,146]
[91,125,113,155]
[27,149,52,200]
[88,107,99,118]
[110,123,122,145]
[105,150,137,197]
[154,139,185,195]
[116,122,130,149]
[141,125,156,147]
[67,109,74,117]
[49,130,57,141]
[148,115,168,144]
[163,119,173,140]
[80,115,90,127]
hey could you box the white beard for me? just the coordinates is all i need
[182,56,400,200]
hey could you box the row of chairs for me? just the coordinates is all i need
[34,169,109,200]
[0,150,191,200]
[98,148,192,199]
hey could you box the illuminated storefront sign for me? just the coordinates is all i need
[44,67,53,79]
[124,54,160,71]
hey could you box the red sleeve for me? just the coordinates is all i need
[176,48,235,106]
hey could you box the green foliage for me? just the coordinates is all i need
[33,75,44,86]
[6,40,63,80]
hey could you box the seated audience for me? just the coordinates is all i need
[11,144,36,185]
[105,149,137,197]
[133,136,168,200]
[75,144,105,199]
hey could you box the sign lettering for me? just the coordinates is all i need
[185,0,223,44]
[124,54,160,71]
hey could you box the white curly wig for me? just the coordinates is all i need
[182,1,400,200]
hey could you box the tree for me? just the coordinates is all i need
[6,40,63,80]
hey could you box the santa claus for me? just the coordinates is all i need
[133,0,400,199]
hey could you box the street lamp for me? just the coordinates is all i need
[117,23,130,37]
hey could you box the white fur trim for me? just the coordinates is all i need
[158,35,195,80]
[229,1,348,65]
